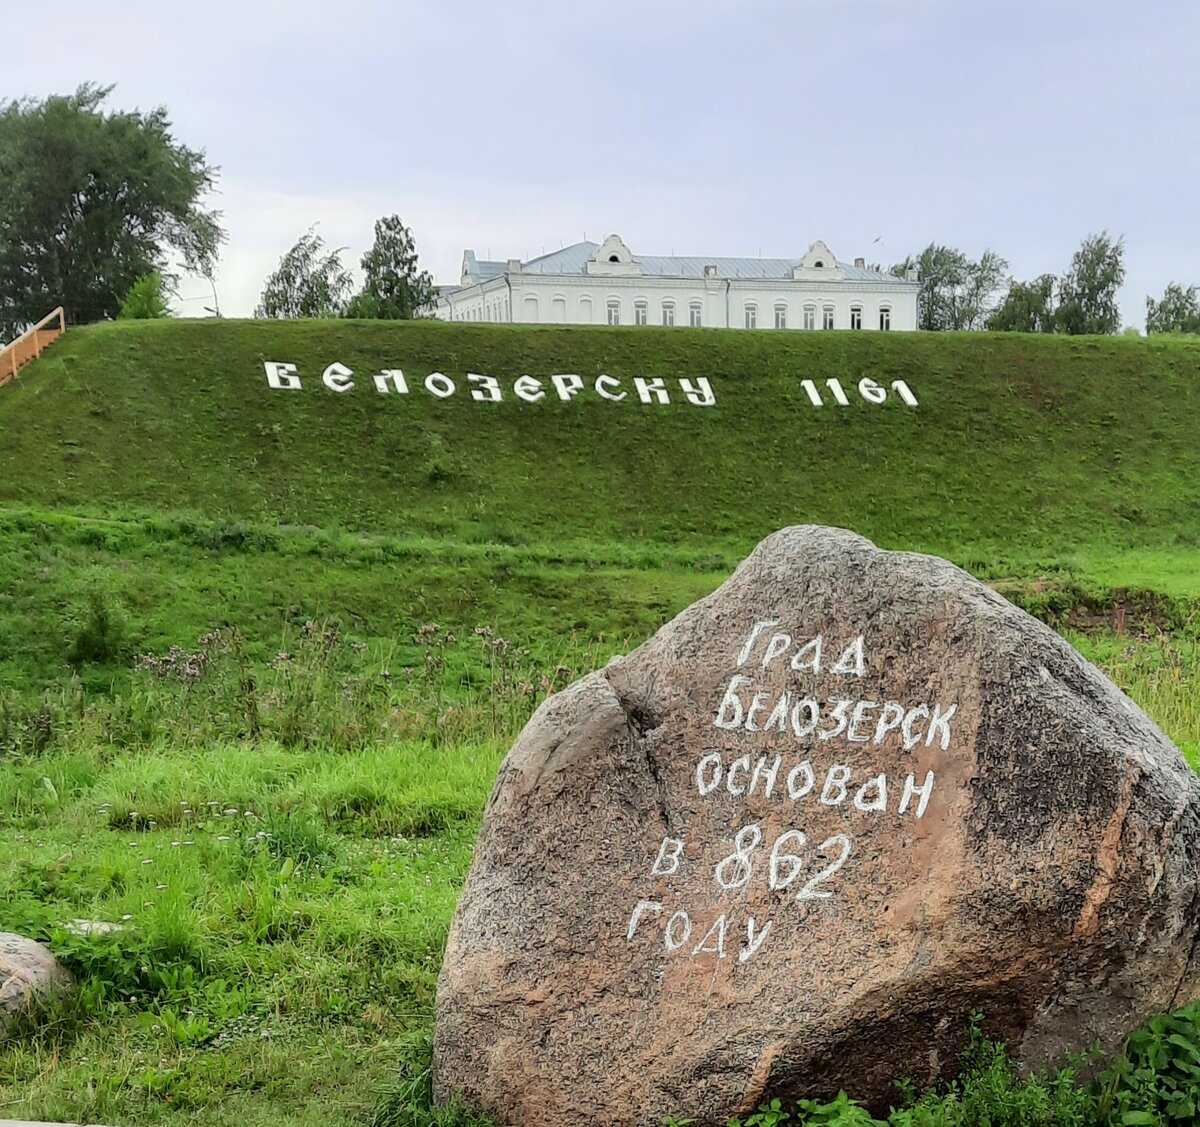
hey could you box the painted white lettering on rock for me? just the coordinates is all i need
[664,911,692,951]
[786,762,815,799]
[726,755,751,796]
[750,755,782,797]
[696,753,723,796]
[714,675,751,729]
[626,899,662,940]
[926,703,959,750]
[762,632,793,669]
[651,837,685,876]
[898,771,936,819]
[853,774,888,813]
[737,621,780,667]
[831,636,867,676]
[692,914,727,958]
[739,917,772,963]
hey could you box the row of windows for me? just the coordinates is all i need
[454,297,892,331]
[608,299,892,331]
[457,300,509,322]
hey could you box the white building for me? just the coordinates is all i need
[435,235,920,331]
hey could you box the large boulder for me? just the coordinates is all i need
[435,526,1200,1125]
[1,933,74,1032]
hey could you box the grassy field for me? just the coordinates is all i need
[1,621,1197,1126]
[2,321,1200,1125]
[2,319,1199,561]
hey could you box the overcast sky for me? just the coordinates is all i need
[6,0,1198,324]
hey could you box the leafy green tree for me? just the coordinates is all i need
[986,274,1058,332]
[1054,230,1125,334]
[348,214,434,319]
[256,227,352,318]
[118,272,172,319]
[0,83,223,340]
[1146,282,1200,334]
[890,244,1008,331]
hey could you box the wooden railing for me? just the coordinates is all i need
[0,307,66,388]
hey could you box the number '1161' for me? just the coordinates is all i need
[800,378,918,407]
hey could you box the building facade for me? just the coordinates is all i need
[435,235,920,331]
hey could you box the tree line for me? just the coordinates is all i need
[886,234,1134,335]
[255,221,433,320]
[4,84,1200,337]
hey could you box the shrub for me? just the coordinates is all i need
[67,589,130,667]
[118,271,172,319]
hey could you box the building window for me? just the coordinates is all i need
[850,305,863,330]
[689,302,703,328]
[803,305,816,330]
[552,296,567,323]
[775,304,787,330]
[634,300,648,326]
[607,299,621,326]
[580,296,593,322]
[822,305,835,330]
[744,304,758,330]
[662,302,675,327]
[879,306,891,331]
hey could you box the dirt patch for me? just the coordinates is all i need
[988,578,1190,636]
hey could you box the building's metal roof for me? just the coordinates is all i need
[461,241,909,285]
[462,250,507,283]
[518,243,601,275]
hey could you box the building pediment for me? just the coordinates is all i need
[793,240,844,281]
[586,234,643,276]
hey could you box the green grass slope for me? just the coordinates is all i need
[5,323,1200,1125]
[3,319,1199,558]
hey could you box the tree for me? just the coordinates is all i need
[1145,283,1200,335]
[0,83,223,340]
[256,227,353,318]
[348,214,435,319]
[118,272,172,319]
[1054,231,1125,335]
[889,244,1008,331]
[986,274,1058,333]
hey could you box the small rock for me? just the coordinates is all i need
[63,919,125,938]
[1,933,74,1032]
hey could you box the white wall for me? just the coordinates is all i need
[437,274,918,331]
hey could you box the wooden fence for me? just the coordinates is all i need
[0,307,66,387]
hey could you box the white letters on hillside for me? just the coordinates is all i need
[263,362,719,406]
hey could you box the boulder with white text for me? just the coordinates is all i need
[434,526,1200,1125]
